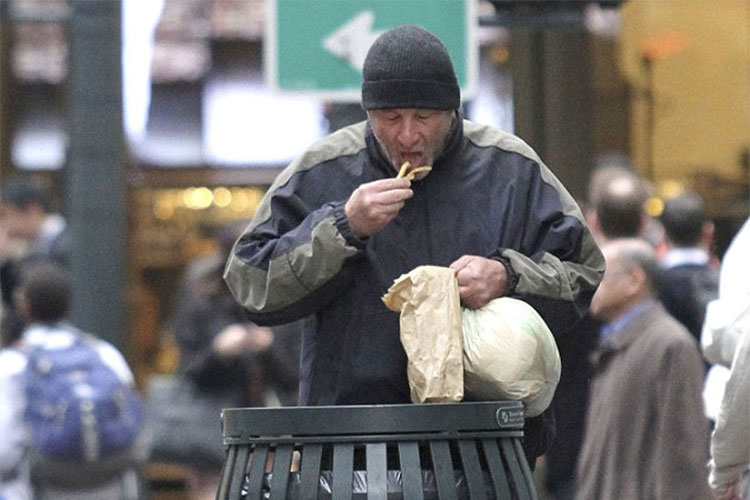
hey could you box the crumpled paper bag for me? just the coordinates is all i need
[382,265,464,403]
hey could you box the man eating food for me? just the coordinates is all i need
[224,24,604,468]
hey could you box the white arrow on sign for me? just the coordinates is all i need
[322,10,385,73]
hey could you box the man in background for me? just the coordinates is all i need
[0,177,69,266]
[587,165,650,241]
[657,191,719,344]
[544,164,649,500]
[1,177,70,345]
[576,238,710,500]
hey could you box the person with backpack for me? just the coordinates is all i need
[0,260,145,500]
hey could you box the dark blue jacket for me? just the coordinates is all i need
[225,115,604,461]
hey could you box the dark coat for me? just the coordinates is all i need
[225,116,605,462]
[657,262,719,344]
[175,258,298,405]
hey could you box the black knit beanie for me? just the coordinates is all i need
[361,25,460,110]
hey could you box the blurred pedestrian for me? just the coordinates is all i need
[0,177,69,265]
[544,163,649,500]
[703,218,750,499]
[587,164,650,242]
[163,223,298,500]
[0,224,26,345]
[708,329,750,500]
[657,191,719,344]
[703,218,750,368]
[701,217,749,425]
[0,177,70,349]
[0,260,144,500]
[576,238,710,500]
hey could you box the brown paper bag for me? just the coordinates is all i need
[381,265,464,403]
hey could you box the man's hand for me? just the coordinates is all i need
[449,255,508,309]
[345,178,413,238]
[213,324,274,358]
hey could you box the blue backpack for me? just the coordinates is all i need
[22,329,144,462]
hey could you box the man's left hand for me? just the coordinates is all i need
[449,255,507,309]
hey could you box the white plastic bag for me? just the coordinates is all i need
[462,297,561,417]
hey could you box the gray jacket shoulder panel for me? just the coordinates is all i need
[463,120,585,223]
[248,122,367,232]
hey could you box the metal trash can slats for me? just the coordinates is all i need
[217,401,536,499]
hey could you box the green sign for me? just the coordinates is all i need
[266,0,477,101]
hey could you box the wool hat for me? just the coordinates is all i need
[361,25,460,110]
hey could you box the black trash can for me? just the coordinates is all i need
[217,401,537,500]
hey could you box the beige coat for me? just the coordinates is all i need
[576,303,711,500]
[709,329,750,492]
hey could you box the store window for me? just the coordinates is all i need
[6,0,68,171]
[7,0,515,171]
[125,0,327,169]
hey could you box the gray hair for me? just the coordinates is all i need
[605,238,660,291]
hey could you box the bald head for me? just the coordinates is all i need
[590,238,659,322]
[603,238,659,283]
[592,172,649,241]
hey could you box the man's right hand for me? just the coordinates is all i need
[345,178,413,238]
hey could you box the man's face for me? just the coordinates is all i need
[368,108,454,171]
[589,254,635,322]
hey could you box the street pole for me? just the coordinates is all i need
[66,0,127,350]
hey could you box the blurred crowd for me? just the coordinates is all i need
[1,166,748,500]
[542,156,749,500]
[0,177,301,500]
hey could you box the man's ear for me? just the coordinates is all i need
[627,265,650,296]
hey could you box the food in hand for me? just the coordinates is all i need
[397,161,433,181]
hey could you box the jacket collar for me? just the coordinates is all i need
[662,248,710,269]
[591,301,663,368]
[364,110,464,177]
[599,299,655,343]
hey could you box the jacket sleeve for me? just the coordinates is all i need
[709,329,750,492]
[224,167,365,325]
[495,160,605,337]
